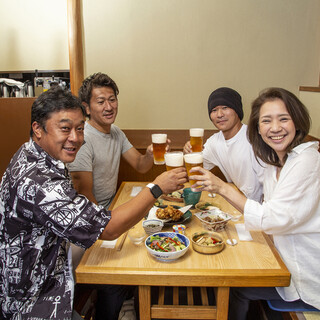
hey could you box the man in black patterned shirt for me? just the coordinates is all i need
[0,87,187,320]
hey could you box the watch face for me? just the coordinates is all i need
[152,185,162,198]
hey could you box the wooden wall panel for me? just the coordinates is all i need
[0,98,35,176]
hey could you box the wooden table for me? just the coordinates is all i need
[76,182,290,320]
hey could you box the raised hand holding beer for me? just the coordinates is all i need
[183,152,203,187]
[189,128,204,152]
[152,133,167,165]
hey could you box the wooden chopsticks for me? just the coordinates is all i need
[117,231,128,251]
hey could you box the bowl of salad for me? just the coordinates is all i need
[145,232,190,262]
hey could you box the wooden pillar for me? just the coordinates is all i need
[67,0,84,95]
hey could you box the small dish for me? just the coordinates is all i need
[191,231,224,254]
[143,219,164,235]
[195,201,220,211]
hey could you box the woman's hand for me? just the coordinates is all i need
[189,167,247,213]
[189,166,224,193]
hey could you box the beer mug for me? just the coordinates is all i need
[164,151,184,171]
[184,152,203,186]
[152,134,167,165]
[189,128,204,152]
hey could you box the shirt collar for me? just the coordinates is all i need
[290,141,319,156]
[28,138,67,175]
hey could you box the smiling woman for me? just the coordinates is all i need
[248,88,311,167]
[258,99,296,165]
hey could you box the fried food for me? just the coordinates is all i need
[156,205,184,221]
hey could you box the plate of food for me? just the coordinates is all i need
[160,191,184,203]
[195,201,220,211]
[148,205,192,226]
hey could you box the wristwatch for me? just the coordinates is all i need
[146,183,163,199]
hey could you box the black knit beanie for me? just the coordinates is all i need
[207,87,243,120]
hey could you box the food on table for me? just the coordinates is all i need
[170,191,182,199]
[197,202,216,210]
[203,215,224,223]
[156,205,184,221]
[161,191,184,202]
[154,198,164,207]
[193,234,222,246]
[147,235,186,252]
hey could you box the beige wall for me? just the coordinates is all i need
[81,0,320,133]
[1,0,319,138]
[0,0,69,71]
[300,91,320,138]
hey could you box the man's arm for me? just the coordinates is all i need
[70,171,98,204]
[122,146,154,174]
[100,167,188,240]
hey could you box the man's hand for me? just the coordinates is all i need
[153,167,187,194]
[147,138,172,157]
[183,141,193,154]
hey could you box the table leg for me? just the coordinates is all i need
[216,287,230,320]
[139,285,151,320]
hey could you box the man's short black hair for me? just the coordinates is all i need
[30,86,85,137]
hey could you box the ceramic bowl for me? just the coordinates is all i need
[143,219,164,235]
[182,188,202,206]
[191,231,224,254]
[145,232,190,262]
[194,208,231,232]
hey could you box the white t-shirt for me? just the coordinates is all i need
[68,122,133,208]
[244,142,320,308]
[203,124,264,202]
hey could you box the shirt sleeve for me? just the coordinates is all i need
[203,136,217,170]
[32,176,111,249]
[117,128,133,155]
[244,149,320,235]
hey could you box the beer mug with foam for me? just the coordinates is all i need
[152,134,167,165]
[189,128,204,152]
[184,152,203,186]
[164,151,184,171]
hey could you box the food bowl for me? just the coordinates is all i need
[195,209,231,232]
[143,219,164,235]
[191,231,224,254]
[195,201,220,211]
[145,232,190,262]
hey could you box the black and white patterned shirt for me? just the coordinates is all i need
[0,139,111,320]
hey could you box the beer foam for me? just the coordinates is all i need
[165,152,184,166]
[152,133,167,143]
[189,128,204,137]
[184,152,203,164]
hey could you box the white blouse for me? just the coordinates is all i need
[244,141,320,309]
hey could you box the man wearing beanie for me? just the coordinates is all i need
[184,87,264,202]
